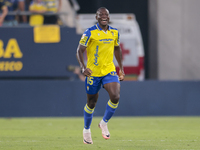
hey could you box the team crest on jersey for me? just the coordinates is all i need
[98,33,100,36]
[111,31,114,36]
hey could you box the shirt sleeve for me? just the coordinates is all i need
[79,29,91,47]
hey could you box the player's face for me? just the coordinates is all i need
[96,8,110,26]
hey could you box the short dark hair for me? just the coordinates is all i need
[96,7,109,14]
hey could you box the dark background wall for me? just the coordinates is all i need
[1,80,200,117]
[76,0,149,78]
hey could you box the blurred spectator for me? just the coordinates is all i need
[24,0,31,11]
[69,0,79,11]
[67,65,85,81]
[59,0,80,27]
[3,0,27,26]
[29,0,47,26]
[0,0,8,26]
[43,0,61,24]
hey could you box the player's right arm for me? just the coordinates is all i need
[76,44,92,77]
[76,28,92,77]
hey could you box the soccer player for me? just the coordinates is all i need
[76,7,125,144]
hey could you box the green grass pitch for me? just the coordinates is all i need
[0,117,200,150]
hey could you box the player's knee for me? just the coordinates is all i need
[110,94,120,104]
[87,101,97,109]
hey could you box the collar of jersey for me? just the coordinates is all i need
[96,23,111,31]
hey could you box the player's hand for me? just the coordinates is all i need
[119,70,125,81]
[82,68,93,77]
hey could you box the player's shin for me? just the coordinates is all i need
[84,104,95,129]
[103,99,119,122]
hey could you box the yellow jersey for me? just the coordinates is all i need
[29,1,47,26]
[79,23,120,77]
[43,0,57,13]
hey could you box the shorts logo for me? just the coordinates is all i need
[110,71,117,76]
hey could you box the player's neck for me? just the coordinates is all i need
[100,24,108,32]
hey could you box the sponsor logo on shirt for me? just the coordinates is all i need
[94,45,99,66]
[99,38,113,44]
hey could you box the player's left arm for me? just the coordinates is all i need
[0,5,8,26]
[114,46,125,81]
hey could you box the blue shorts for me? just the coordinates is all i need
[85,71,120,95]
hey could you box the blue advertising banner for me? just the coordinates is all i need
[0,26,81,77]
[0,80,200,117]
